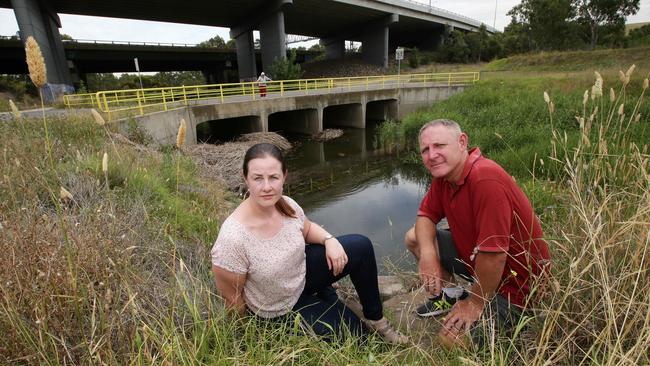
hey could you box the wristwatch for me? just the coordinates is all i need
[322,234,335,245]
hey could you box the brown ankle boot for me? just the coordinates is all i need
[364,317,409,345]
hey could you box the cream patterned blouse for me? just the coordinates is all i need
[211,196,307,318]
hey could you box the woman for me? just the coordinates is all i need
[211,143,407,344]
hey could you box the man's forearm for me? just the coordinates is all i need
[468,252,507,305]
[415,216,439,261]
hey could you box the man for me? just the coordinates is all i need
[257,72,272,97]
[404,119,550,347]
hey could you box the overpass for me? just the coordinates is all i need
[1,0,494,98]
[0,37,319,85]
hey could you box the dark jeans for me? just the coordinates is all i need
[291,234,383,339]
[436,229,526,346]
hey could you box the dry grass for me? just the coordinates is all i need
[185,132,291,191]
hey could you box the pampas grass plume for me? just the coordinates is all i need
[92,109,106,126]
[543,91,550,104]
[618,103,624,116]
[102,152,108,173]
[9,99,21,120]
[582,90,588,106]
[644,78,649,90]
[25,36,46,88]
[60,186,73,200]
[176,118,187,149]
[609,88,615,102]
[625,64,636,79]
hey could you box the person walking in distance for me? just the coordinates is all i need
[257,72,272,97]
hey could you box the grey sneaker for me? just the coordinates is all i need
[415,291,467,317]
[364,317,409,345]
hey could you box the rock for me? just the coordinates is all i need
[382,289,442,347]
[377,275,407,300]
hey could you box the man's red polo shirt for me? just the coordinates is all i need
[418,147,550,307]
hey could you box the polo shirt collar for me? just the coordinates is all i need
[454,147,482,186]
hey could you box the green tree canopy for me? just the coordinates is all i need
[198,35,228,48]
[575,0,640,48]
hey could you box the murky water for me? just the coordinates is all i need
[284,124,431,274]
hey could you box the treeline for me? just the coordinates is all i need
[81,71,205,92]
[433,0,646,64]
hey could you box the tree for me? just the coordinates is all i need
[198,35,227,48]
[507,0,577,50]
[441,30,470,63]
[575,0,640,49]
[268,49,303,80]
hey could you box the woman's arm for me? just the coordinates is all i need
[303,218,348,276]
[212,265,247,316]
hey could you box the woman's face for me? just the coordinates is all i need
[244,155,286,209]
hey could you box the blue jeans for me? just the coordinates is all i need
[291,234,383,339]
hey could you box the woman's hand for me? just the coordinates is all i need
[324,238,348,276]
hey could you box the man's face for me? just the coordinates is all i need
[419,125,468,182]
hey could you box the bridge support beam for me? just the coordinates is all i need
[232,30,257,81]
[361,14,398,68]
[259,9,287,73]
[320,37,345,60]
[10,0,74,100]
[230,0,292,81]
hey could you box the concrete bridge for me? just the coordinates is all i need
[126,82,469,146]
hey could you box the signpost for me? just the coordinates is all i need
[396,47,404,86]
[134,57,144,89]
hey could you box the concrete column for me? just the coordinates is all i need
[11,0,74,100]
[259,10,286,73]
[361,14,398,68]
[320,37,345,60]
[231,29,257,81]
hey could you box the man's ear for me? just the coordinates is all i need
[458,133,469,150]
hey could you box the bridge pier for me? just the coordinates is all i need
[10,0,74,100]
[320,37,345,60]
[230,0,292,81]
[231,30,257,81]
[259,9,287,74]
[361,14,398,68]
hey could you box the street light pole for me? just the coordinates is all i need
[493,0,498,29]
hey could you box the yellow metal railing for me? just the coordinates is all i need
[63,72,480,119]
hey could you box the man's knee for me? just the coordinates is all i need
[404,227,418,255]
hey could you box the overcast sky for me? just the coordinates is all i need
[0,0,648,45]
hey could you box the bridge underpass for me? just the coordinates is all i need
[323,103,364,129]
[268,109,320,135]
[195,115,262,144]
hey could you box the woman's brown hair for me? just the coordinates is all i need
[243,143,296,218]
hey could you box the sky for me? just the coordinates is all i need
[0,0,649,46]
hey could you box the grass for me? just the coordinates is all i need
[1,51,649,364]
[485,46,650,72]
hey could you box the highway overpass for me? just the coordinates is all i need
[0,37,318,85]
[1,0,494,99]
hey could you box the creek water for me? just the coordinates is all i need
[284,123,431,274]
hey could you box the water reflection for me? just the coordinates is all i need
[285,125,431,274]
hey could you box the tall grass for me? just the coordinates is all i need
[1,63,648,363]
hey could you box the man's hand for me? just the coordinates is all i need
[418,255,442,296]
[439,296,484,341]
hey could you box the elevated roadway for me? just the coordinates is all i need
[0,37,318,83]
[1,0,493,98]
